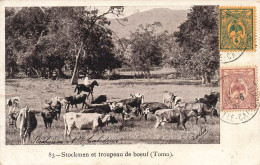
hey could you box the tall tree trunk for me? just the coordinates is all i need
[71,42,83,85]
[201,71,211,84]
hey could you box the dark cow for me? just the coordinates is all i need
[178,102,215,124]
[109,96,143,121]
[41,108,58,128]
[120,96,143,112]
[91,95,107,104]
[195,91,220,121]
[64,112,118,139]
[46,99,62,120]
[140,102,169,120]
[16,106,37,144]
[196,92,219,109]
[64,94,88,112]
[81,103,112,114]
[74,80,99,99]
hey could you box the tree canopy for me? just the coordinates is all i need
[174,6,219,83]
[5,7,123,79]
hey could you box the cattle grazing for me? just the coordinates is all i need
[140,102,169,120]
[154,108,198,130]
[41,108,58,128]
[16,106,37,144]
[196,92,219,109]
[64,94,88,112]
[194,91,220,121]
[178,102,215,124]
[6,97,20,126]
[63,112,118,138]
[82,103,112,114]
[91,95,107,104]
[109,96,143,121]
[74,80,99,99]
[154,108,186,130]
[120,96,143,112]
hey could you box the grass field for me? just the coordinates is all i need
[5,78,220,145]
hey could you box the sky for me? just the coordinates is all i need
[92,6,192,19]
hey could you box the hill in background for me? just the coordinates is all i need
[108,8,189,38]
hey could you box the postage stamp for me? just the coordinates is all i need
[221,67,257,111]
[219,7,256,51]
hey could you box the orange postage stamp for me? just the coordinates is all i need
[219,7,256,51]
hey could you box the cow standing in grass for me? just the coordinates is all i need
[16,106,37,144]
[6,97,20,127]
[194,91,220,123]
[64,94,88,112]
[41,105,58,128]
[154,108,199,130]
[46,99,62,120]
[63,112,118,139]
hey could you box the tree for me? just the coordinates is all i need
[174,6,219,84]
[129,22,164,77]
[69,7,124,84]
[5,7,124,80]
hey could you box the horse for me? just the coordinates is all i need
[74,80,99,99]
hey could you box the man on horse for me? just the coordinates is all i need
[74,80,99,100]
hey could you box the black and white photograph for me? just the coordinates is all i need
[5,6,220,145]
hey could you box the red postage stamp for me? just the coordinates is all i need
[221,67,257,111]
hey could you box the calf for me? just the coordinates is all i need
[63,112,118,138]
[91,95,107,104]
[6,97,20,126]
[64,94,88,112]
[140,102,169,120]
[16,106,37,144]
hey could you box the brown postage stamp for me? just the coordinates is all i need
[221,67,257,111]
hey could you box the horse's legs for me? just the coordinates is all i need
[91,92,94,100]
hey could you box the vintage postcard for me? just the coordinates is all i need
[0,0,259,165]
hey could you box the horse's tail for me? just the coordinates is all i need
[74,85,78,93]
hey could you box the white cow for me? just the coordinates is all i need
[63,112,118,139]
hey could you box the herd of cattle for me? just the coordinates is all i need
[6,80,220,144]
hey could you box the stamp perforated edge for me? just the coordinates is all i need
[219,6,256,52]
[220,66,258,112]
